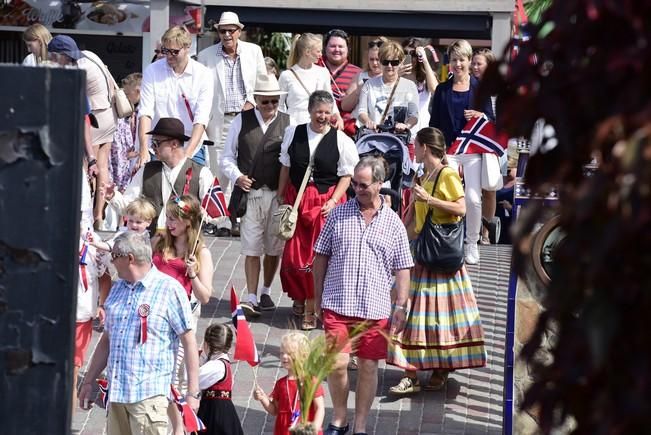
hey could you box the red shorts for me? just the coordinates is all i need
[322,309,389,360]
[74,320,93,367]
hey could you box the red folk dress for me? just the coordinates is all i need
[270,376,324,435]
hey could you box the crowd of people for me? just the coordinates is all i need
[19,11,512,435]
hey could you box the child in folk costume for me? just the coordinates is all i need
[254,332,325,435]
[198,323,244,435]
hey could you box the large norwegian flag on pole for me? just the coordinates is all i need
[201,177,230,218]
[448,115,509,157]
[230,286,260,367]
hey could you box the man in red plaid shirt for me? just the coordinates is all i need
[313,156,413,435]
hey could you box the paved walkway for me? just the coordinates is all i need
[73,237,510,435]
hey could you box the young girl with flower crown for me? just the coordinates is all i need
[254,332,325,435]
[152,194,214,434]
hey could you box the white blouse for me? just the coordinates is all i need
[199,352,229,390]
[279,124,359,176]
[278,64,339,125]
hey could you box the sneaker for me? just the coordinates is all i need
[388,376,421,396]
[240,301,261,318]
[259,294,276,311]
[464,243,480,265]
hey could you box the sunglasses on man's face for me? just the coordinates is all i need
[160,47,182,56]
[218,28,240,35]
[259,99,279,106]
[381,59,401,67]
[111,251,129,261]
[368,40,384,49]
[351,180,378,190]
[151,138,174,148]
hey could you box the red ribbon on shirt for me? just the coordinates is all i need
[182,94,194,122]
[183,167,193,195]
[138,304,150,344]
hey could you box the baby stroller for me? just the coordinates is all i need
[353,117,414,213]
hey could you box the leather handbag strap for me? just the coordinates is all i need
[424,166,447,220]
[290,68,312,96]
[292,157,314,210]
[82,53,118,103]
[378,77,401,126]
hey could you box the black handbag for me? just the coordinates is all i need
[228,186,248,218]
[413,168,465,273]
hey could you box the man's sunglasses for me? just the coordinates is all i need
[368,40,384,49]
[351,180,378,190]
[218,28,240,35]
[160,47,182,56]
[381,59,401,67]
[151,138,174,148]
[259,99,279,105]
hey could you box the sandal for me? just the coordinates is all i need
[423,370,449,391]
[302,312,317,331]
[292,301,305,316]
[388,376,420,396]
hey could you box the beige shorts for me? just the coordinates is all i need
[240,187,285,257]
[107,395,168,435]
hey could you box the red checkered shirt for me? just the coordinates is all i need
[314,198,413,320]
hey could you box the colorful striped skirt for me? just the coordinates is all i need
[387,262,486,371]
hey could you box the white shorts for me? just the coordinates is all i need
[240,187,285,257]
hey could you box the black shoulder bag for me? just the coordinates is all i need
[413,167,465,273]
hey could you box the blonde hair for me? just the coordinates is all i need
[121,72,142,90]
[23,23,52,64]
[447,39,473,61]
[287,33,322,68]
[154,195,203,266]
[280,332,310,362]
[161,26,192,48]
[125,197,156,222]
[379,40,405,63]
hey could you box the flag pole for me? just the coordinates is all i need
[191,181,216,258]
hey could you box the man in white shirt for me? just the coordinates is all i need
[104,118,214,235]
[138,26,214,170]
[198,11,266,237]
[221,74,290,317]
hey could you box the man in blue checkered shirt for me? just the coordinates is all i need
[314,156,413,435]
[78,231,200,435]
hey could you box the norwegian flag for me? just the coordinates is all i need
[448,115,509,157]
[230,286,260,367]
[170,385,206,432]
[97,378,109,408]
[201,177,230,218]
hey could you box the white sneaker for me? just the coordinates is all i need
[464,243,480,265]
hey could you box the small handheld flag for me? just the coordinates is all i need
[201,177,230,218]
[170,385,206,432]
[97,378,109,408]
[448,115,508,157]
[230,286,260,367]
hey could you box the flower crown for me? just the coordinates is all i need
[173,196,192,216]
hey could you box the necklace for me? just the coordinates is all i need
[286,377,300,427]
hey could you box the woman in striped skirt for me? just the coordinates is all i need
[387,127,486,395]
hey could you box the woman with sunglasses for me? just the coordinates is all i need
[428,40,495,264]
[357,41,419,133]
[278,33,344,129]
[340,38,386,114]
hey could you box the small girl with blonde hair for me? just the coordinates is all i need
[254,332,325,434]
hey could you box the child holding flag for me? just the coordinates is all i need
[197,323,244,435]
[254,332,325,435]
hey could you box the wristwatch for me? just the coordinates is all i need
[186,390,202,399]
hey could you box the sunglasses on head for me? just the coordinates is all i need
[381,59,401,67]
[368,40,384,49]
[259,99,279,105]
[218,27,240,35]
[160,47,182,56]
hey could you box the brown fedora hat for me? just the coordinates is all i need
[146,118,190,142]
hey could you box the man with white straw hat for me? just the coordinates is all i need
[221,74,290,317]
[198,11,266,237]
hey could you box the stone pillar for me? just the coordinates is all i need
[491,12,512,57]
[147,0,170,70]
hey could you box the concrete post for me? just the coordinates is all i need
[147,0,170,70]
[491,12,512,59]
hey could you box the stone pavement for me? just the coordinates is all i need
[73,237,510,435]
